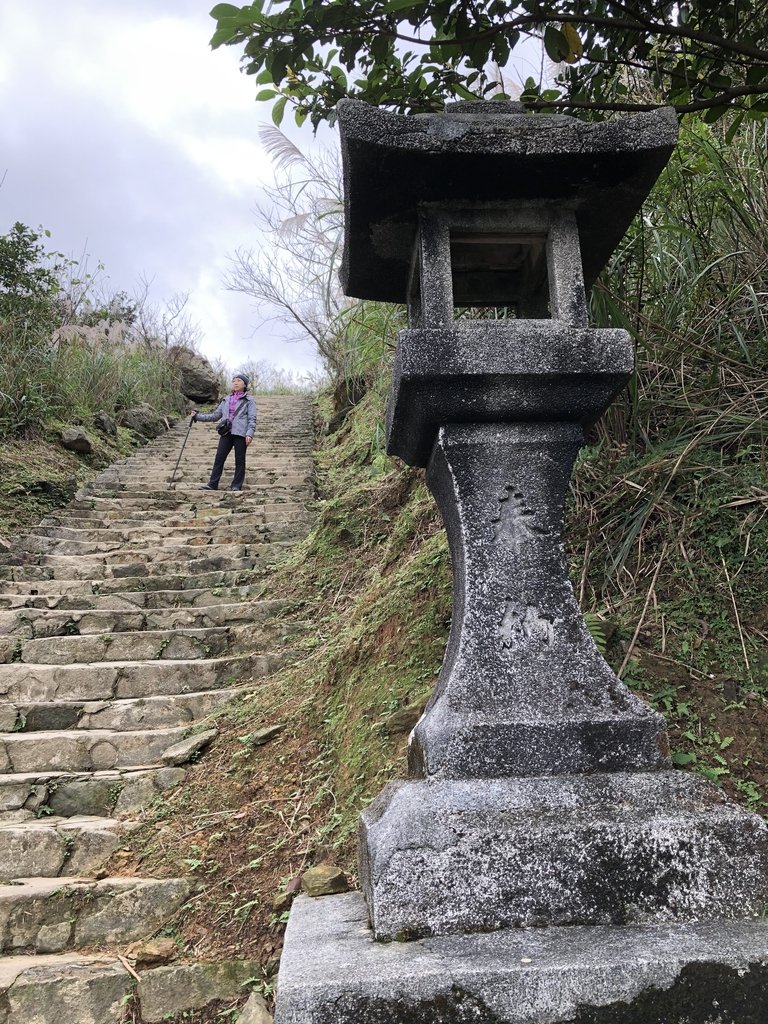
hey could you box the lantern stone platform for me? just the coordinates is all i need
[274,99,768,1023]
[277,894,768,1024]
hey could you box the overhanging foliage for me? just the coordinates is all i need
[210,0,768,128]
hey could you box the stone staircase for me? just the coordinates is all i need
[0,395,314,1022]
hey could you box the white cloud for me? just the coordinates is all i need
[0,1,324,374]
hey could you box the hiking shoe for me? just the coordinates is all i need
[229,487,242,492]
[198,484,217,490]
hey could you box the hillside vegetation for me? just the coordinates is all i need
[117,116,767,1003]
[0,222,200,537]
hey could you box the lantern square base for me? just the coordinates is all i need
[359,772,768,942]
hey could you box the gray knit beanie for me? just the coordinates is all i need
[233,371,250,389]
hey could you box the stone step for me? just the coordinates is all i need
[66,496,303,514]
[2,539,289,566]
[56,497,308,514]
[0,583,266,611]
[0,598,287,638]
[89,480,308,495]
[0,726,189,773]
[42,507,311,530]
[0,567,262,596]
[0,876,191,953]
[0,651,287,702]
[12,626,234,665]
[0,766,186,820]
[85,489,313,505]
[0,817,121,879]
[0,686,246,733]
[0,952,262,1023]
[121,471,311,484]
[28,514,310,540]
[115,459,312,472]
[17,527,301,553]
[0,553,277,583]
[115,470,312,483]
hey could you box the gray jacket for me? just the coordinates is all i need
[196,392,257,438]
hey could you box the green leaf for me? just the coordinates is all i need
[453,82,480,101]
[272,95,288,126]
[255,89,278,100]
[210,3,243,17]
[703,103,729,124]
[673,750,697,766]
[210,23,242,48]
[544,25,570,64]
[724,111,745,144]
[746,64,768,85]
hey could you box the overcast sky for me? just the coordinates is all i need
[0,1,323,376]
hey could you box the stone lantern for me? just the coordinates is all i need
[275,101,768,1023]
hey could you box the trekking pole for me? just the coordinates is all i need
[168,415,195,489]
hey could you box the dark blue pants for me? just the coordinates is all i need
[208,433,247,489]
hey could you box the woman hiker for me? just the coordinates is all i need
[191,372,257,491]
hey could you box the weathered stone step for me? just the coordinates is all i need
[0,686,245,733]
[0,567,261,596]
[84,487,313,503]
[0,766,186,820]
[0,598,286,638]
[28,516,309,541]
[0,583,265,611]
[85,475,312,489]
[18,531,267,553]
[0,876,191,953]
[0,952,130,1022]
[12,626,233,665]
[0,817,120,879]
[16,528,306,556]
[0,651,286,702]
[2,539,288,566]
[116,458,312,472]
[66,496,303,515]
[115,468,311,480]
[0,553,275,583]
[41,508,310,532]
[0,952,262,1023]
[0,726,189,773]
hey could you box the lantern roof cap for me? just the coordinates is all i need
[338,99,678,302]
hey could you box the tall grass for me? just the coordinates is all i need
[0,328,184,437]
[570,119,768,664]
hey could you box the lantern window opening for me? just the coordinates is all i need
[412,204,588,327]
[449,229,549,319]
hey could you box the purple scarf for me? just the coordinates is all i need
[228,392,242,418]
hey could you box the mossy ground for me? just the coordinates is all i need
[0,427,157,540]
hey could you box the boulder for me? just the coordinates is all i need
[93,410,117,435]
[119,403,166,439]
[170,346,221,403]
[60,427,94,454]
